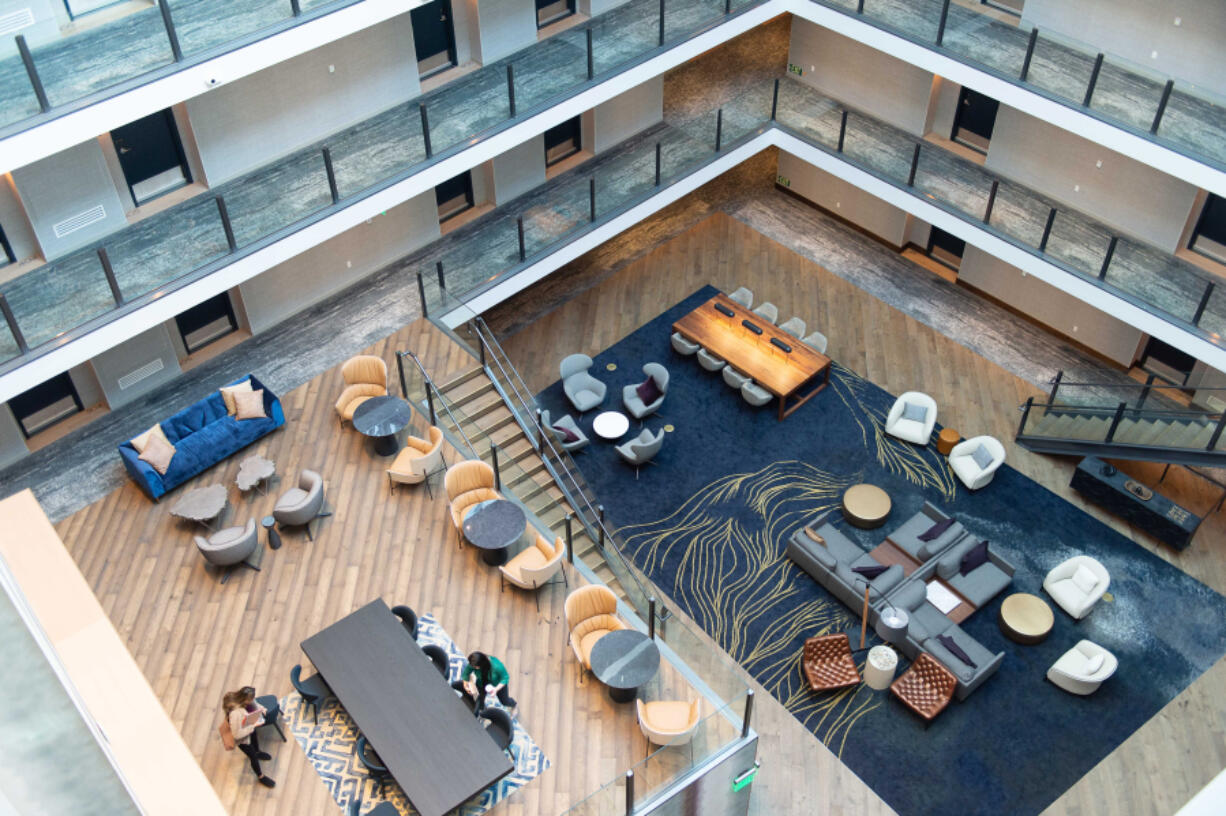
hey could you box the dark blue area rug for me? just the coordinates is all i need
[534,285,1226,816]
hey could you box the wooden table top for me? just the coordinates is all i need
[301,599,513,816]
[672,294,829,398]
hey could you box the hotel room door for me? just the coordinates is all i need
[111,109,191,206]
[411,0,458,79]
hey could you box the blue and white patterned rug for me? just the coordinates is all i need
[283,613,550,815]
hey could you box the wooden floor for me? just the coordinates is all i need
[55,213,1226,816]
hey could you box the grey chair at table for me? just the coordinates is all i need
[722,366,751,390]
[670,332,700,356]
[349,798,399,816]
[728,286,753,309]
[273,469,331,540]
[561,354,607,412]
[802,330,829,355]
[697,347,726,372]
[778,316,806,339]
[623,363,669,421]
[480,707,516,761]
[742,382,772,407]
[752,301,779,324]
[540,409,589,453]
[422,643,450,678]
[616,428,665,478]
[255,694,287,743]
[356,735,390,797]
[290,664,333,724]
[194,519,259,584]
[391,604,419,640]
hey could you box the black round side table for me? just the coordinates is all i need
[261,516,281,550]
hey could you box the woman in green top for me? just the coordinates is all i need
[452,650,517,712]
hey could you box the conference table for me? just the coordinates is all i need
[301,599,514,816]
[672,294,833,420]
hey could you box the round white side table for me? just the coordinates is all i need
[593,410,630,440]
[865,645,899,691]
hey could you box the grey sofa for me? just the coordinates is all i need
[786,520,903,624]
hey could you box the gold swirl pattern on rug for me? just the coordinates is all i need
[829,362,958,501]
[617,460,884,755]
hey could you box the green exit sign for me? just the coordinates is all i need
[732,762,760,792]
[776,174,791,188]
[787,63,803,76]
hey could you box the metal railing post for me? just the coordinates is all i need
[625,770,635,816]
[97,248,123,306]
[589,177,596,222]
[506,64,516,118]
[654,142,661,186]
[1020,28,1038,81]
[648,597,657,639]
[1150,80,1174,134]
[586,27,594,79]
[157,0,183,61]
[1098,236,1118,280]
[1105,402,1126,442]
[598,504,605,548]
[658,0,665,46]
[322,147,339,204]
[517,216,526,262]
[14,36,49,113]
[416,270,429,318]
[1207,412,1226,452]
[856,0,865,13]
[436,260,445,291]
[477,323,487,367]
[536,407,546,451]
[1017,396,1034,436]
[837,110,847,152]
[1038,207,1057,252]
[715,108,723,152]
[741,689,755,738]
[425,382,438,426]
[0,294,29,353]
[907,143,921,187]
[420,103,433,158]
[565,513,574,563]
[1048,370,1063,403]
[396,351,409,399]
[982,179,999,224]
[215,195,237,252]
[491,443,501,491]
[725,0,731,13]
[935,0,951,46]
[1083,53,1104,107]
[1138,372,1156,410]
[1194,282,1216,326]
[291,0,301,15]
[770,77,779,120]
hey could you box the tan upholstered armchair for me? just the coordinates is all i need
[335,355,388,425]
[564,585,628,671]
[387,426,445,496]
[637,698,702,754]
[444,460,501,545]
[499,530,568,611]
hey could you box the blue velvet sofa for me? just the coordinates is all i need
[118,375,285,501]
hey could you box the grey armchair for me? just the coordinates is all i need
[273,469,331,539]
[540,409,589,452]
[742,382,772,407]
[622,363,668,420]
[752,302,778,324]
[195,519,259,583]
[722,366,751,389]
[616,428,664,478]
[728,286,753,309]
[778,316,806,338]
[697,347,726,372]
[561,354,607,412]
[802,330,828,355]
[670,332,700,356]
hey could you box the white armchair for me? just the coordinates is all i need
[561,354,607,412]
[1043,555,1110,619]
[1047,640,1117,695]
[949,435,1005,490]
[885,392,937,446]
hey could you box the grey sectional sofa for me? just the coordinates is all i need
[786,521,904,621]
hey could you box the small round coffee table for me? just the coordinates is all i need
[937,428,961,456]
[592,410,630,441]
[261,516,281,551]
[462,499,526,566]
[864,645,898,691]
[998,593,1054,644]
[589,629,661,703]
[841,484,891,529]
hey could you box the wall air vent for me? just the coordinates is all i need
[117,359,164,390]
[0,9,35,37]
[52,205,106,239]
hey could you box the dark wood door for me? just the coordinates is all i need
[411,0,458,78]
[111,109,191,205]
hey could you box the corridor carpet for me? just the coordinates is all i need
[283,614,549,816]
[534,285,1226,816]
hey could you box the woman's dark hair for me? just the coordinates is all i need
[468,651,491,688]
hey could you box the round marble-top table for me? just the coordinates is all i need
[462,499,526,566]
[236,454,275,493]
[998,593,1055,644]
[592,410,630,441]
[169,484,228,528]
[352,395,413,456]
[589,629,661,703]
[841,483,891,528]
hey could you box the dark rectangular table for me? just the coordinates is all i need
[1071,457,1201,550]
[301,599,513,816]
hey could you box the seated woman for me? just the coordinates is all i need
[222,686,276,788]
[451,650,517,713]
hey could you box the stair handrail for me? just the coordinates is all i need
[396,350,479,458]
[1017,395,1226,453]
[1044,371,1226,391]
[1022,400,1224,421]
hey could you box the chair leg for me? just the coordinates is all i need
[219,565,232,585]
[305,520,314,541]
[272,717,286,742]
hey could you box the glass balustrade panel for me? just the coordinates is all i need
[940,2,1029,78]
[105,193,231,301]
[166,0,293,57]
[911,146,993,221]
[220,149,332,248]
[4,251,115,350]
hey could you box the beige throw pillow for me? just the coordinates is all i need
[219,379,254,415]
[130,422,170,454]
[234,389,266,420]
[138,433,176,475]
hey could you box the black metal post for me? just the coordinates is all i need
[491,444,501,491]
[1138,372,1156,410]
[536,408,545,450]
[215,195,237,252]
[837,110,848,153]
[658,0,665,46]
[0,294,29,353]
[1019,27,1038,81]
[564,513,574,563]
[395,352,408,400]
[290,0,301,14]
[982,179,999,224]
[770,78,779,121]
[1038,207,1057,252]
[935,0,951,46]
[157,0,183,61]
[1018,397,1034,435]
[654,142,661,186]
[725,0,731,13]
[741,689,755,738]
[1105,402,1126,442]
[506,64,516,118]
[426,381,439,428]
[97,248,123,306]
[1083,53,1104,107]
[625,770,635,816]
[416,270,429,318]
[1098,236,1118,280]
[1208,412,1226,452]
[1048,370,1063,403]
[1194,282,1216,326]
[589,177,596,222]
[517,216,526,262]
[648,597,657,639]
[420,103,433,158]
[322,147,339,204]
[907,143,921,187]
[856,0,865,12]
[715,108,723,152]
[436,260,445,292]
[1150,80,1174,134]
[586,27,594,79]
[598,504,605,548]
[14,36,49,113]
[476,323,487,367]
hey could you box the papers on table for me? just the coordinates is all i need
[926,580,961,615]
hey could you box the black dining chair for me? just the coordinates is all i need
[391,604,419,640]
[356,735,390,796]
[290,664,332,724]
[479,707,516,761]
[254,694,287,742]
[421,644,450,678]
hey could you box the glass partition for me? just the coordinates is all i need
[4,252,115,350]
[167,0,294,57]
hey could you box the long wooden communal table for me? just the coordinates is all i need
[673,293,833,420]
[301,598,514,816]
